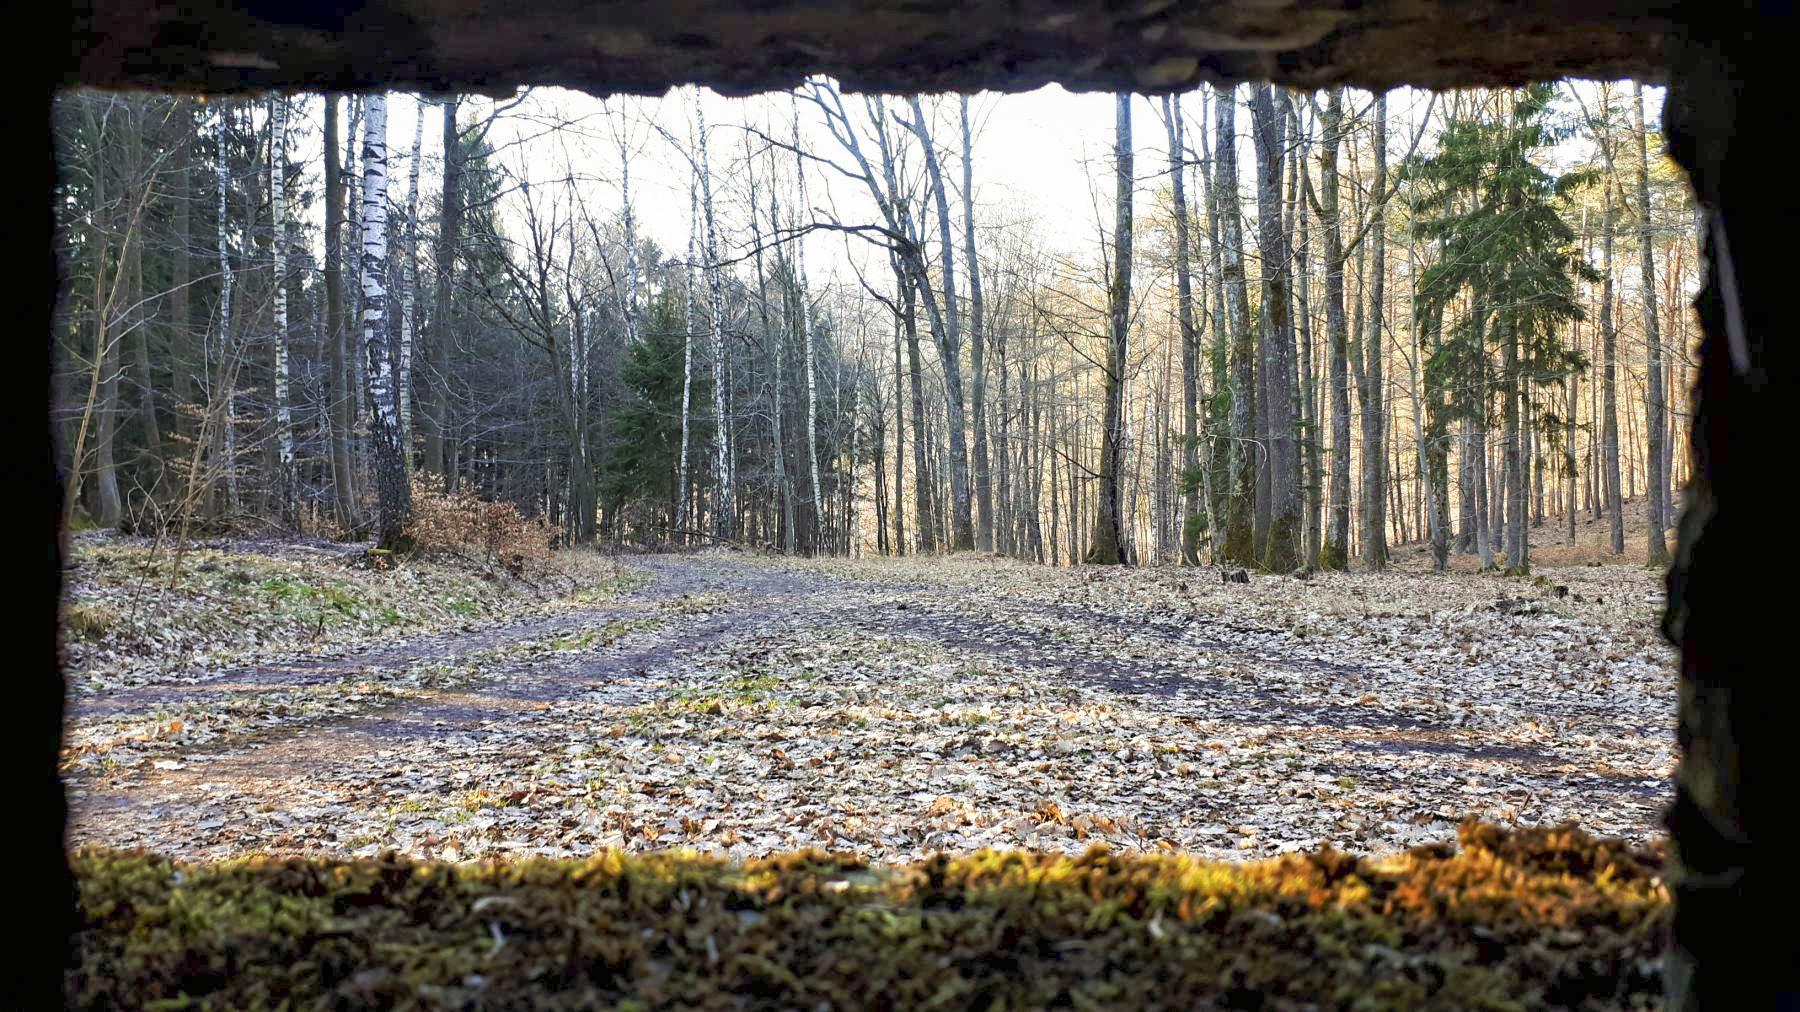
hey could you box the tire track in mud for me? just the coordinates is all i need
[835,586,1667,803]
[67,554,1669,849]
[67,556,850,826]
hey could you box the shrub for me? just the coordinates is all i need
[405,477,553,573]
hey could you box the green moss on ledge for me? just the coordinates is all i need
[67,822,1667,1011]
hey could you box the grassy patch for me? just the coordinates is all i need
[62,602,119,641]
[68,822,1665,1011]
[548,618,666,651]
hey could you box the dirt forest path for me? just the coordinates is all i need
[67,552,1676,863]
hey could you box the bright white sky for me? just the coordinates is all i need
[321,80,1662,302]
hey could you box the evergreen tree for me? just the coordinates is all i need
[1408,85,1594,574]
[605,290,713,536]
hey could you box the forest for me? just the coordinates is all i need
[53,79,1692,572]
[58,78,1692,1009]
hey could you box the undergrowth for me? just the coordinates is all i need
[68,822,1666,1011]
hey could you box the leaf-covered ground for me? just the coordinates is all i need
[65,545,1676,865]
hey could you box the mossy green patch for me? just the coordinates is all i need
[69,822,1666,1011]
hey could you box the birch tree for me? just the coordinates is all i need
[269,95,296,523]
[695,89,732,538]
[359,93,410,548]
[215,104,239,514]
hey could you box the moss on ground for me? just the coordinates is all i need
[68,822,1666,1010]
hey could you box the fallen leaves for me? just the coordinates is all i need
[67,549,1677,869]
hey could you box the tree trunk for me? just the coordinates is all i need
[270,96,296,526]
[891,259,905,556]
[359,94,410,549]
[1215,84,1257,568]
[1633,82,1669,566]
[791,108,825,550]
[1360,92,1390,570]
[695,91,733,539]
[1163,93,1203,567]
[214,105,239,516]
[1251,85,1299,571]
[1601,165,1625,555]
[1294,104,1322,568]
[397,98,423,475]
[959,96,994,553]
[1086,94,1131,565]
[748,154,795,554]
[903,96,975,551]
[425,96,460,479]
[324,96,357,531]
[676,178,696,538]
[170,99,195,453]
[1319,89,1352,569]
[897,252,934,551]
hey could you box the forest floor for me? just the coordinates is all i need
[63,531,1677,865]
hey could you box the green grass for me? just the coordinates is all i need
[67,822,1667,1011]
[548,618,666,651]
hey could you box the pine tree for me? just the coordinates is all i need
[1408,85,1594,575]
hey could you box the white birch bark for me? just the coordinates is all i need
[270,96,295,521]
[619,116,640,345]
[399,97,424,469]
[791,101,824,543]
[362,94,395,430]
[215,106,239,511]
[677,177,696,532]
[345,97,365,424]
[270,98,292,469]
[696,89,732,536]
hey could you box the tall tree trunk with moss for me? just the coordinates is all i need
[1164,93,1204,566]
[323,96,357,529]
[1086,93,1132,565]
[1251,84,1299,570]
[1318,89,1352,568]
[359,94,409,549]
[1633,82,1669,566]
[1361,92,1390,569]
[1214,84,1256,568]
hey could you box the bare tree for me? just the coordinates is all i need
[1086,93,1132,565]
